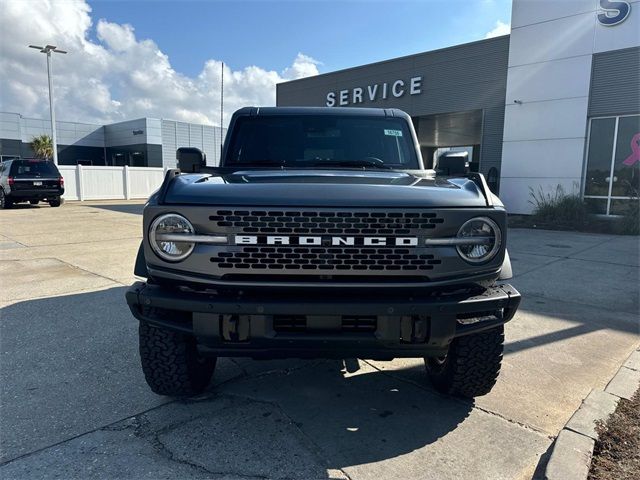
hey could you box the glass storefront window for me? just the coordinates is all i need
[610,199,640,216]
[583,115,640,215]
[584,118,616,197]
[611,116,640,197]
[583,197,608,215]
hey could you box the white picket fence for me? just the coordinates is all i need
[58,165,165,201]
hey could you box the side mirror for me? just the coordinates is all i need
[436,151,469,176]
[176,147,206,173]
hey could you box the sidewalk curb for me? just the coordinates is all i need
[544,347,640,480]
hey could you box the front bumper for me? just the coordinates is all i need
[126,282,520,359]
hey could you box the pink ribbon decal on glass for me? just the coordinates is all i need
[623,132,640,166]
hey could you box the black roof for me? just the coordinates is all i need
[234,106,410,118]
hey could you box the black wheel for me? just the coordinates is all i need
[425,326,504,398]
[49,197,61,207]
[0,190,12,209]
[30,200,39,205]
[139,321,216,396]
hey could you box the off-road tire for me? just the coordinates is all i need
[49,197,61,207]
[0,190,11,209]
[139,321,216,396]
[425,325,504,398]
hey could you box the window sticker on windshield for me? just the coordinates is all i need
[384,129,403,137]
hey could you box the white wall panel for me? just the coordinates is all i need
[508,11,595,66]
[511,0,596,29]
[176,123,189,146]
[161,120,177,168]
[503,97,589,142]
[203,126,217,166]
[189,124,203,150]
[23,118,48,128]
[58,166,79,201]
[58,166,164,201]
[81,166,125,200]
[145,118,162,145]
[505,55,592,103]
[127,167,164,198]
[594,0,640,52]
[0,113,21,140]
[501,138,587,178]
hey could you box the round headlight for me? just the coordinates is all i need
[149,213,195,262]
[456,217,502,264]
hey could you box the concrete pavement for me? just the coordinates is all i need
[0,201,638,479]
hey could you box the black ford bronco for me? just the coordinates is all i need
[126,107,520,398]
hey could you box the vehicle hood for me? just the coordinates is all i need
[161,169,489,208]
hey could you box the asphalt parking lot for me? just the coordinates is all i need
[1,200,638,480]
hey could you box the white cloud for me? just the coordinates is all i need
[96,21,137,52]
[484,20,511,39]
[0,0,320,127]
[282,53,322,80]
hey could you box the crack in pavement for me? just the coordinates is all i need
[214,391,353,480]
[0,360,347,480]
[0,256,128,288]
[2,236,143,249]
[132,414,266,480]
[471,405,553,438]
[0,398,175,467]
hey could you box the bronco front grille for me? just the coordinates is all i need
[209,209,444,236]
[207,208,447,275]
[210,247,442,271]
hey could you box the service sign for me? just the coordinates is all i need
[326,76,423,107]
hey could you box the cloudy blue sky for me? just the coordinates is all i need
[1,0,511,126]
[87,0,512,75]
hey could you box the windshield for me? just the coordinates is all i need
[225,115,420,169]
[10,160,60,177]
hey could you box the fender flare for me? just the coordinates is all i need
[134,241,149,278]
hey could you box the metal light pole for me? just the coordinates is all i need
[29,44,67,165]
[220,61,224,161]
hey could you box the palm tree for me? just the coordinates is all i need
[30,134,54,159]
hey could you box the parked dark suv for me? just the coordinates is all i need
[0,158,64,208]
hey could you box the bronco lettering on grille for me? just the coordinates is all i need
[234,236,419,247]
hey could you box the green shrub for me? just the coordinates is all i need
[528,185,588,230]
[615,200,640,235]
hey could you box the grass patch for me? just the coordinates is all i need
[588,388,640,480]
[529,185,588,230]
[507,185,639,235]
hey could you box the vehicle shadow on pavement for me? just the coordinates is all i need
[1,286,475,479]
[2,203,43,210]
[86,203,144,215]
[207,358,475,475]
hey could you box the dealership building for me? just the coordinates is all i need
[0,112,226,168]
[278,0,640,214]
